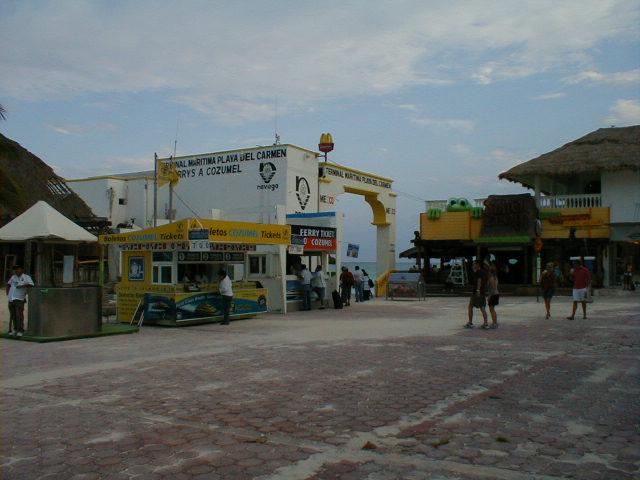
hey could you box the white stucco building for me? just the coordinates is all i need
[68,143,397,307]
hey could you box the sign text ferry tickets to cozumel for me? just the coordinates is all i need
[100,219,291,246]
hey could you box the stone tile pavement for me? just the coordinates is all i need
[1,295,639,479]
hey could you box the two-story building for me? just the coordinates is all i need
[413,125,639,288]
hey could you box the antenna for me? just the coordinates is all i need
[172,117,179,159]
[274,96,280,145]
[167,117,180,223]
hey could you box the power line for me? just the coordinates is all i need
[394,189,427,203]
[171,188,201,219]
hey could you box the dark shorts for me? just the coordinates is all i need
[488,294,499,307]
[542,288,555,300]
[470,294,486,308]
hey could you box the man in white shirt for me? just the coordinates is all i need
[311,265,327,309]
[353,266,364,303]
[6,264,34,336]
[298,264,313,311]
[217,269,233,325]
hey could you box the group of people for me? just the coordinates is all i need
[339,266,373,306]
[465,260,500,329]
[296,264,374,310]
[297,264,330,311]
[465,258,593,329]
[540,259,592,321]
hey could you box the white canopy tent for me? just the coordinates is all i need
[0,201,97,243]
[0,201,97,285]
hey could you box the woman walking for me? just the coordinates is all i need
[540,262,556,319]
[486,265,499,329]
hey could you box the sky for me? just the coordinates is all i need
[1,0,639,261]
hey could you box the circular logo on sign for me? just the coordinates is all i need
[259,162,276,184]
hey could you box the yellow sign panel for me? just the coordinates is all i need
[100,218,291,245]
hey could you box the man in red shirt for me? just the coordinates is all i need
[567,259,591,320]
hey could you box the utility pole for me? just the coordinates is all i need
[153,153,158,227]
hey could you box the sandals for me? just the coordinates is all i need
[480,324,490,330]
[566,316,574,321]
[463,323,474,329]
[490,324,498,329]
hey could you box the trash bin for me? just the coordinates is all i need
[27,286,102,337]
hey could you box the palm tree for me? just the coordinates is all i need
[0,104,6,120]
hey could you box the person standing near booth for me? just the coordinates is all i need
[340,266,354,306]
[298,264,313,311]
[217,269,233,325]
[353,266,364,302]
[6,264,34,336]
[312,265,327,309]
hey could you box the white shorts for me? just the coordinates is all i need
[572,288,588,302]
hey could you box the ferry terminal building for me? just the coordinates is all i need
[68,143,397,315]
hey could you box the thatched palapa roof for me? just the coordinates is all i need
[499,125,640,189]
[0,132,96,227]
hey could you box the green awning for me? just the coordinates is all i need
[474,235,531,244]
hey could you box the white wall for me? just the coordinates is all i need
[601,169,640,223]
[69,177,156,227]
[164,146,294,224]
[68,179,111,218]
[286,147,319,215]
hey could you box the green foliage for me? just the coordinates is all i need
[471,207,483,219]
[427,208,442,220]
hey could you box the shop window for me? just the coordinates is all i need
[249,255,267,275]
[152,252,174,285]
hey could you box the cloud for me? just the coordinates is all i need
[386,103,418,111]
[1,1,638,123]
[45,122,117,136]
[450,143,473,156]
[489,148,526,168]
[564,68,640,85]
[604,99,640,125]
[532,92,566,100]
[412,116,475,133]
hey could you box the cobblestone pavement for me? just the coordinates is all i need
[1,296,639,479]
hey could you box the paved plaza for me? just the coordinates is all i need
[1,294,639,479]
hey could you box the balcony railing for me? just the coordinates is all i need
[425,198,486,211]
[538,194,602,209]
[425,194,602,211]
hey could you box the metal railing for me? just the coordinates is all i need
[425,194,602,211]
[539,194,602,209]
[425,199,487,210]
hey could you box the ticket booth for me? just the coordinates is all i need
[100,218,290,326]
[285,212,339,309]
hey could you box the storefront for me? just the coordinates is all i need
[100,218,290,325]
[415,194,612,287]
